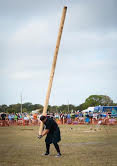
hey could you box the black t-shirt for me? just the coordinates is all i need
[1,113,6,120]
[44,117,58,134]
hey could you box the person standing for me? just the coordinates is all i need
[1,112,6,126]
[38,115,61,157]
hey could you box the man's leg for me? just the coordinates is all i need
[45,143,50,155]
[53,143,61,156]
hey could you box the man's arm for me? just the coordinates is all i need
[42,129,49,136]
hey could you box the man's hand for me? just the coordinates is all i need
[37,135,42,139]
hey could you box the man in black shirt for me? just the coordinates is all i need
[38,115,61,157]
[1,112,6,120]
[1,112,6,126]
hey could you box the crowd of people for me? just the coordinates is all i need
[0,111,117,127]
[0,112,40,126]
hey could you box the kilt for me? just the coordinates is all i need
[45,127,61,144]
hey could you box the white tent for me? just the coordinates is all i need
[31,109,40,114]
[82,107,94,113]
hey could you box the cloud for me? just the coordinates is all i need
[63,31,117,54]
[8,19,56,51]
[0,0,117,105]
[0,0,64,18]
[10,71,39,80]
[67,0,117,31]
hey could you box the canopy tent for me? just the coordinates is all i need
[82,107,95,113]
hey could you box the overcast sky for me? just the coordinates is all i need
[0,0,117,106]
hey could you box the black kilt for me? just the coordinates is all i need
[45,127,61,144]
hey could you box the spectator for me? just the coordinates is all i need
[1,112,8,126]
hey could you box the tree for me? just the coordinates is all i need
[76,103,86,111]
[49,105,58,113]
[47,105,51,113]
[22,108,28,113]
[0,105,8,112]
[0,94,116,114]
[84,95,114,108]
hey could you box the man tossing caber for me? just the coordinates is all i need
[38,115,61,157]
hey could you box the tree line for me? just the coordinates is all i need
[0,95,116,114]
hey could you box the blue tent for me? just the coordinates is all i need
[94,106,117,117]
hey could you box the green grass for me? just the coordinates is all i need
[0,125,117,166]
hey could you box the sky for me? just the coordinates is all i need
[0,0,117,106]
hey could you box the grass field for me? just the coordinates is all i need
[0,125,117,166]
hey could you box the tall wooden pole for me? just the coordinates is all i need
[39,6,67,135]
[68,100,69,113]
[21,93,23,114]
